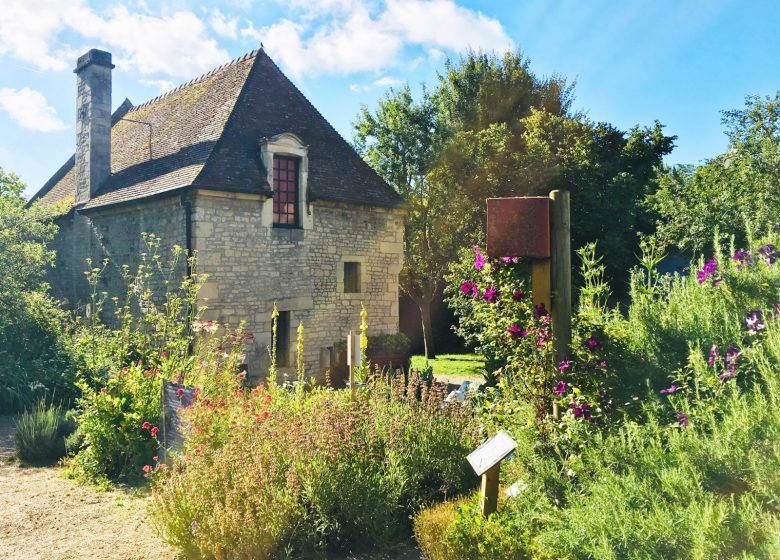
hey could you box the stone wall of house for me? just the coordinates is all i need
[49,195,187,316]
[190,191,404,383]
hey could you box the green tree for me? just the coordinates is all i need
[650,90,780,253]
[0,167,74,411]
[354,50,673,356]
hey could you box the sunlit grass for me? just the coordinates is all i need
[411,353,485,381]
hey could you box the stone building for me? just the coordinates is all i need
[31,48,405,381]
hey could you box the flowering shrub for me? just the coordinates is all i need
[152,370,479,557]
[67,236,246,483]
[416,235,780,558]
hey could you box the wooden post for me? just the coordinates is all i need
[480,462,501,516]
[550,190,571,420]
[531,259,551,312]
[348,330,355,397]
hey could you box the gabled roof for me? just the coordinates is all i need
[31,49,403,210]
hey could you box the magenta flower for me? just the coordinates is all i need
[720,344,742,381]
[660,384,681,395]
[534,302,548,319]
[675,411,689,428]
[745,310,766,335]
[584,336,602,353]
[473,245,487,270]
[512,289,525,301]
[500,256,519,264]
[558,360,572,372]
[554,381,566,396]
[460,281,474,296]
[483,286,501,304]
[507,323,526,340]
[697,259,719,285]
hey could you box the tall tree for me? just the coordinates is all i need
[650,91,780,253]
[354,50,674,356]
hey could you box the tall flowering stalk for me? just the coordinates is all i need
[268,304,279,387]
[296,321,305,391]
[355,304,370,383]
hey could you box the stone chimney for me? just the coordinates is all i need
[74,49,114,204]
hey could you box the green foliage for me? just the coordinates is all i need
[66,235,245,484]
[0,167,76,412]
[152,372,480,558]
[649,90,780,254]
[354,51,674,354]
[410,353,485,379]
[419,234,780,558]
[366,331,411,356]
[14,399,73,465]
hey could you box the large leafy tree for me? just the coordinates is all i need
[650,91,780,253]
[354,50,674,357]
[0,168,74,410]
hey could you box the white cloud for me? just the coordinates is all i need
[248,0,513,79]
[209,8,239,39]
[0,87,67,131]
[349,75,402,92]
[0,1,229,79]
[140,78,175,93]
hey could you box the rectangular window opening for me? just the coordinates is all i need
[344,262,361,293]
[275,310,290,367]
[272,156,300,228]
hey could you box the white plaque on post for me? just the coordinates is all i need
[467,430,517,476]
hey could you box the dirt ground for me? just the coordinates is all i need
[0,416,422,560]
[0,415,179,560]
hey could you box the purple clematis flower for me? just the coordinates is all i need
[512,289,525,301]
[554,381,566,397]
[584,336,602,353]
[534,302,548,319]
[483,286,501,304]
[660,384,681,395]
[558,360,572,372]
[507,323,527,340]
[676,411,689,428]
[732,249,752,270]
[745,310,766,335]
[720,344,742,381]
[758,244,780,265]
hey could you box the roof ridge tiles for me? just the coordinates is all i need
[128,48,260,112]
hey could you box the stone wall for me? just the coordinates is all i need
[49,195,187,315]
[190,190,404,382]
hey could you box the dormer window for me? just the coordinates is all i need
[273,156,300,227]
[259,132,311,230]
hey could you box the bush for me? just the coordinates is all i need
[152,372,480,557]
[14,400,73,465]
[414,498,464,560]
[416,235,780,558]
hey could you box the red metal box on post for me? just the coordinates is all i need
[486,197,551,258]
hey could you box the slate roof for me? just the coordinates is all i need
[31,49,403,210]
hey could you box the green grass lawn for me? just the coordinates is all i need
[410,353,485,382]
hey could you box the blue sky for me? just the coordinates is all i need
[1,0,778,198]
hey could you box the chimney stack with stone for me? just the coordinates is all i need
[74,49,114,204]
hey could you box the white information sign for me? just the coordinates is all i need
[346,333,361,367]
[467,430,517,476]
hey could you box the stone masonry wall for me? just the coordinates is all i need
[49,196,187,316]
[191,191,404,382]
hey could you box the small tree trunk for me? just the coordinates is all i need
[419,297,436,360]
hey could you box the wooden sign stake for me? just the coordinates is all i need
[549,190,571,419]
[347,330,355,397]
[480,462,501,516]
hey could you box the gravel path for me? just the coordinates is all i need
[0,416,179,560]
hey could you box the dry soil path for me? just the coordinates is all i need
[0,416,179,560]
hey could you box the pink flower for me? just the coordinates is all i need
[558,360,572,372]
[141,421,151,430]
[150,426,159,438]
[176,388,184,397]
[473,245,487,271]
